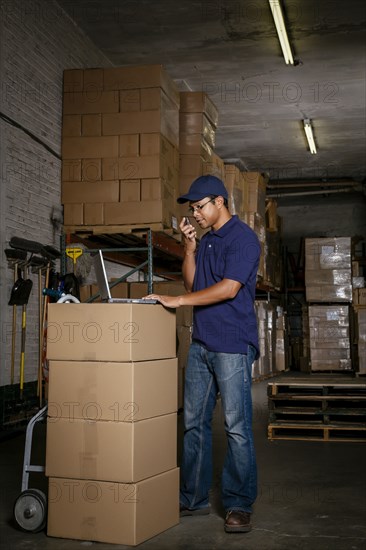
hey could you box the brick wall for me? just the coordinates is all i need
[0,0,113,386]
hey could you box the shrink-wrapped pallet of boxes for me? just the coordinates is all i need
[62,65,180,231]
[305,237,352,302]
[308,305,352,371]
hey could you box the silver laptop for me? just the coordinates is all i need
[92,250,157,304]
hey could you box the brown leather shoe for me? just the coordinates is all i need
[224,510,252,533]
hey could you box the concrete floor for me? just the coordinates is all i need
[1,376,365,550]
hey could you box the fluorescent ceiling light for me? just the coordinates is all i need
[303,119,317,154]
[269,0,294,65]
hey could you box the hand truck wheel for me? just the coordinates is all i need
[13,488,47,532]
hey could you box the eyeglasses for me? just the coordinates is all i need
[188,198,215,215]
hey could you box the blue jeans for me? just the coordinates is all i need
[180,341,257,513]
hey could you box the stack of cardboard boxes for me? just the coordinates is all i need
[45,302,179,545]
[305,237,353,372]
[62,65,180,230]
[179,91,221,197]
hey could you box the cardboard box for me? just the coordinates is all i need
[103,64,180,106]
[120,180,141,202]
[62,115,81,137]
[243,172,267,219]
[305,238,351,268]
[61,181,119,204]
[140,87,177,112]
[82,114,102,136]
[63,204,83,226]
[104,199,177,228]
[306,285,352,303]
[179,133,213,159]
[63,91,119,115]
[81,159,101,182]
[47,303,176,362]
[204,152,225,180]
[83,68,104,91]
[179,112,216,148]
[140,178,177,201]
[119,89,141,112]
[224,164,244,216]
[140,133,179,169]
[179,91,219,126]
[63,69,83,93]
[109,280,129,299]
[129,282,149,299]
[103,111,179,148]
[119,134,140,157]
[154,281,193,327]
[47,468,179,546]
[101,158,119,181]
[62,160,81,182]
[79,285,91,303]
[62,136,119,159]
[119,155,178,182]
[48,358,178,422]
[84,203,104,225]
[360,288,366,305]
[46,413,177,482]
[180,155,204,177]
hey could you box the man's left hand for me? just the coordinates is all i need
[142,294,182,308]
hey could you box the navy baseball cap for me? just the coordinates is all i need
[177,175,228,204]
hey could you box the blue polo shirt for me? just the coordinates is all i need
[192,215,260,357]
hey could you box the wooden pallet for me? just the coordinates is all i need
[268,422,366,442]
[268,376,366,397]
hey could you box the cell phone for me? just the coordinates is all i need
[183,217,190,226]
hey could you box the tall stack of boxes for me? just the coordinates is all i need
[305,237,353,372]
[62,65,180,230]
[179,92,220,196]
[242,173,267,280]
[45,303,179,545]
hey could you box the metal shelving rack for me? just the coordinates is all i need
[60,228,185,295]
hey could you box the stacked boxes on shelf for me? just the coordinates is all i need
[305,237,352,372]
[62,65,180,230]
[45,303,179,546]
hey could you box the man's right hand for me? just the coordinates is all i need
[180,217,197,253]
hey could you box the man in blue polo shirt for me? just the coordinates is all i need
[144,175,261,533]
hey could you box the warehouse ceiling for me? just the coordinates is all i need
[57,0,366,189]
